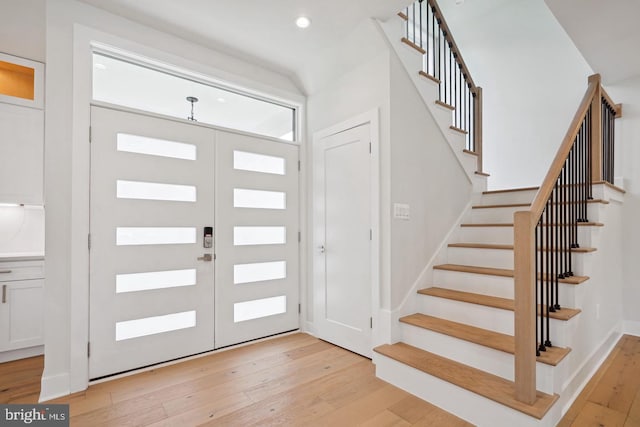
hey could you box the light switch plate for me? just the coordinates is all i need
[393,203,410,220]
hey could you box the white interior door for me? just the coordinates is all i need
[314,123,372,357]
[214,131,299,348]
[89,107,216,378]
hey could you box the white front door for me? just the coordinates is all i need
[214,131,300,348]
[89,107,216,378]
[314,123,372,357]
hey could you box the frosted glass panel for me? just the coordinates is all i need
[234,261,286,284]
[117,133,196,160]
[233,151,285,175]
[116,227,196,246]
[116,269,196,293]
[234,188,285,210]
[234,296,286,322]
[116,310,196,341]
[234,226,286,246]
[117,180,196,202]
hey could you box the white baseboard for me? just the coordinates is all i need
[39,372,70,403]
[623,320,640,336]
[560,325,622,415]
[0,345,43,363]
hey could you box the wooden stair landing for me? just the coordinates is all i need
[419,287,581,321]
[434,263,590,285]
[374,342,559,419]
[400,313,570,366]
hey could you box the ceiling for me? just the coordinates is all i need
[77,0,410,89]
[545,0,640,84]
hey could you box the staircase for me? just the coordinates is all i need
[373,1,625,426]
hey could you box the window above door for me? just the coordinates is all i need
[92,52,296,142]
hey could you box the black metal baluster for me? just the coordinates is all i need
[536,219,547,354]
[545,201,552,348]
[536,222,540,357]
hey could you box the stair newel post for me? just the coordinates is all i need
[588,74,603,183]
[514,210,537,405]
[474,86,483,173]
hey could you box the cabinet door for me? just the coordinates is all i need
[0,279,44,352]
[0,103,44,204]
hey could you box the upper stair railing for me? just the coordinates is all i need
[400,0,484,173]
[513,74,621,404]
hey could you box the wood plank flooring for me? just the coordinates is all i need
[3,333,640,426]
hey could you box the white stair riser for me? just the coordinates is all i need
[479,189,538,206]
[374,354,561,427]
[447,247,514,269]
[471,202,604,224]
[446,247,589,272]
[433,269,515,298]
[400,323,555,394]
[415,76,440,108]
[456,226,514,245]
[419,296,573,348]
[456,225,596,247]
[461,151,478,176]
[472,174,488,193]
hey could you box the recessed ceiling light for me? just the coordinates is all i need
[296,16,311,29]
[217,97,226,103]
[94,63,106,70]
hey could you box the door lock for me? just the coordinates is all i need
[203,226,213,249]
[198,254,213,262]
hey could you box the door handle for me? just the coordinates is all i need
[0,270,11,274]
[198,254,213,262]
[2,285,6,304]
[319,245,326,254]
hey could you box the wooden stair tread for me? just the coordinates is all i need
[418,287,581,321]
[400,37,426,54]
[418,70,440,84]
[452,126,469,135]
[471,199,608,210]
[400,313,571,366]
[374,342,559,419]
[433,264,589,284]
[475,171,490,177]
[435,100,455,111]
[460,222,604,227]
[483,186,540,195]
[447,242,597,253]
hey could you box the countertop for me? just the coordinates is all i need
[0,252,45,262]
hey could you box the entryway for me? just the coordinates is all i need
[89,106,299,379]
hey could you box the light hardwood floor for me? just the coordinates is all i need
[2,333,640,426]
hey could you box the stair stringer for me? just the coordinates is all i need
[374,17,487,192]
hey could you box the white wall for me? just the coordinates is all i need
[306,20,392,319]
[437,0,593,190]
[43,0,303,400]
[388,52,471,309]
[0,0,46,62]
[606,76,640,326]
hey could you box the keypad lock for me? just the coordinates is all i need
[204,226,213,248]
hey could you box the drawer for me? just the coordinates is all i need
[0,260,44,282]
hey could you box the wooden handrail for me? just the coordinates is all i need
[513,73,620,404]
[428,0,477,91]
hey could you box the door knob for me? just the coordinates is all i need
[198,254,213,262]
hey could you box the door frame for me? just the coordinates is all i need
[309,109,380,353]
[47,25,306,400]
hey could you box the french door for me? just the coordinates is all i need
[89,106,299,378]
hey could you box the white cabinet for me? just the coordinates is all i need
[0,53,44,205]
[0,260,44,353]
[0,103,44,205]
